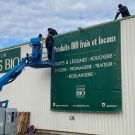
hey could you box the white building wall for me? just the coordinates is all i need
[0,16,135,135]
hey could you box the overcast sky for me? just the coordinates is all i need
[0,0,134,48]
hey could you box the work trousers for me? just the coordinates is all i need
[47,46,53,61]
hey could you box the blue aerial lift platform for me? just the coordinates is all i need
[0,37,54,107]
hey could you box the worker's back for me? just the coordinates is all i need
[119,6,130,17]
[115,4,131,20]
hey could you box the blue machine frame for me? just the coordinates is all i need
[0,37,55,107]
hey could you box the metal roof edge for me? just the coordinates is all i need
[0,14,134,51]
[54,14,135,37]
[0,42,29,51]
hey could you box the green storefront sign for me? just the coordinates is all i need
[0,48,20,73]
[51,21,121,112]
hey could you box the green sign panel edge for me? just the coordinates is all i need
[51,21,122,112]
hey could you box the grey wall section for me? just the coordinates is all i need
[0,16,135,135]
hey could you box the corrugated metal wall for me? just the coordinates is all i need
[0,16,135,135]
[120,17,135,135]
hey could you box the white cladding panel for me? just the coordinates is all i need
[0,16,135,135]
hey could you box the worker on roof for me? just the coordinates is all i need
[115,4,130,20]
[45,28,58,62]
